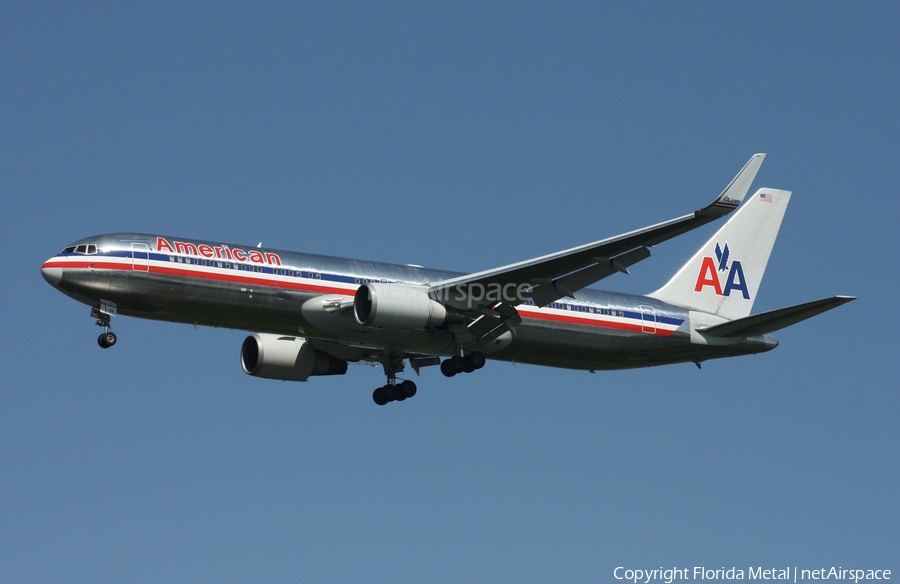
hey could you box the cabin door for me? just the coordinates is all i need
[640,305,657,334]
[131,242,150,272]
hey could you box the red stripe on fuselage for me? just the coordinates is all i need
[47,258,676,335]
[520,308,674,336]
[150,264,352,296]
[46,258,354,296]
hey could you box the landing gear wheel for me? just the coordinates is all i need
[450,355,466,374]
[384,384,402,402]
[440,359,457,377]
[469,351,486,370]
[98,331,117,348]
[399,379,417,398]
[373,387,389,406]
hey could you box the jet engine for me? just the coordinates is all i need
[241,333,347,381]
[353,283,463,329]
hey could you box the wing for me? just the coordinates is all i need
[429,153,766,309]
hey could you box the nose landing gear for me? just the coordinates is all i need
[91,301,118,349]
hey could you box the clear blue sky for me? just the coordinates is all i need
[2,2,897,582]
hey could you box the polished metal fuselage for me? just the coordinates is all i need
[42,233,777,370]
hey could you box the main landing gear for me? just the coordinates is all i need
[373,354,417,406]
[371,351,488,405]
[440,351,485,377]
[372,380,417,406]
[91,301,118,349]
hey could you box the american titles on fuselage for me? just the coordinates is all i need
[155,237,283,266]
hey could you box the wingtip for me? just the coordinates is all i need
[706,153,766,213]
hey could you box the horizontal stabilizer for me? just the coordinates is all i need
[698,296,855,337]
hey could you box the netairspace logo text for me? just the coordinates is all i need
[613,566,891,584]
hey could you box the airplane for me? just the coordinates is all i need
[41,154,854,405]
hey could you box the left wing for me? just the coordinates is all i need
[429,153,765,308]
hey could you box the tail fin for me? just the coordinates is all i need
[648,188,791,320]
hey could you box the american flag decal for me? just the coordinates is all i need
[760,192,773,203]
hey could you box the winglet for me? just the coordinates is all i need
[703,153,766,216]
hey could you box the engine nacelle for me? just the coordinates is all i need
[354,283,462,329]
[241,334,347,381]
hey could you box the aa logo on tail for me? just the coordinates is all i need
[694,242,750,299]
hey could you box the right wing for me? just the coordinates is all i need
[429,153,766,308]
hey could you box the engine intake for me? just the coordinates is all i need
[241,334,347,381]
[354,283,463,329]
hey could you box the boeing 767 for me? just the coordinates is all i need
[41,154,854,404]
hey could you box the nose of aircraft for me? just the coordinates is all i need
[41,260,63,287]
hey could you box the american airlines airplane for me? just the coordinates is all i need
[42,154,853,405]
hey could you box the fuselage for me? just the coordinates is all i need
[41,233,777,370]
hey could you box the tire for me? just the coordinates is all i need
[385,384,400,401]
[373,387,389,406]
[440,359,456,377]
[470,351,486,370]
[399,380,417,398]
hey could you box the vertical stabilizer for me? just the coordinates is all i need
[648,189,791,320]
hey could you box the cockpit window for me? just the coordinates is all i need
[64,244,99,255]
